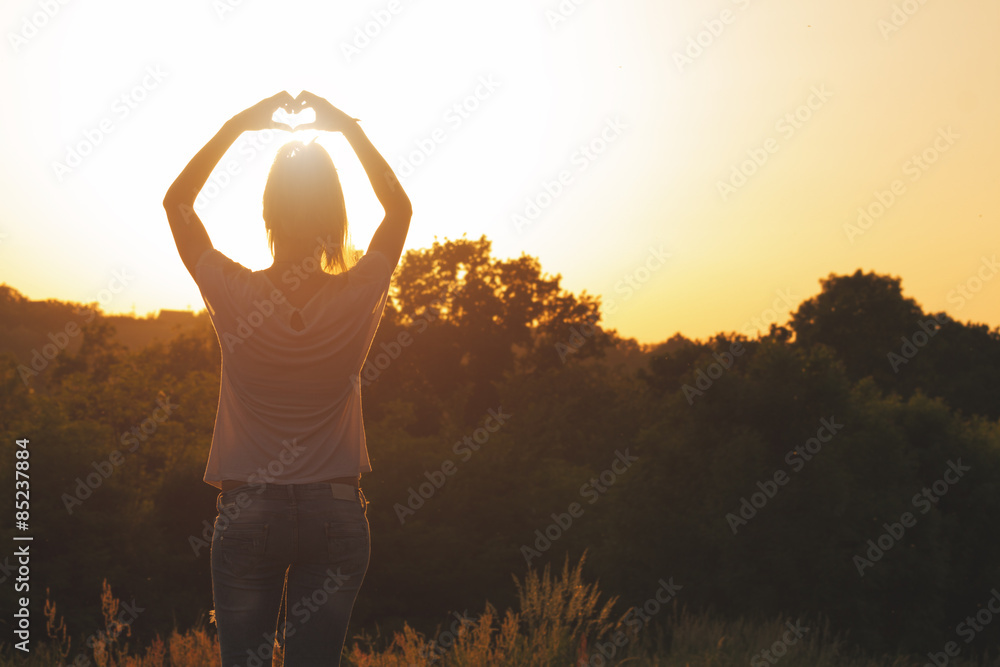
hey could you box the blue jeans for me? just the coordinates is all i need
[211,482,370,667]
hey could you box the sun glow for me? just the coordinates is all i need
[0,0,997,343]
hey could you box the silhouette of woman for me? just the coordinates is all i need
[163,90,411,666]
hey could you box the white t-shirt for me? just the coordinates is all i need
[193,247,394,489]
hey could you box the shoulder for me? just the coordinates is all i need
[195,248,250,282]
[348,249,395,285]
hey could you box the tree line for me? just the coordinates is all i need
[1,236,999,659]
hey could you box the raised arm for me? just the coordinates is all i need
[294,91,412,267]
[163,91,294,278]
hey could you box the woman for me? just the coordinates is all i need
[163,90,411,666]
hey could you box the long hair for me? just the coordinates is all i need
[262,139,356,274]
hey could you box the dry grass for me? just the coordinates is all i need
[349,552,617,666]
[1,579,221,667]
[4,558,1000,666]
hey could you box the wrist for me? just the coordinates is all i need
[340,120,364,138]
[222,115,247,135]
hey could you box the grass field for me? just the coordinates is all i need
[4,557,998,667]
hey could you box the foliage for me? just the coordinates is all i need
[1,238,1000,662]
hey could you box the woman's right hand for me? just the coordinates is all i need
[229,91,296,133]
[292,91,359,133]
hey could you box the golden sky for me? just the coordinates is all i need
[1,0,997,345]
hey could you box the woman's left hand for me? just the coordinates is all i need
[229,91,296,132]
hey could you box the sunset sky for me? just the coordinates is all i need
[1,0,997,345]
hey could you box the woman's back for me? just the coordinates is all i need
[194,247,396,489]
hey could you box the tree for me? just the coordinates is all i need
[790,269,1000,419]
[790,270,925,389]
[364,235,617,430]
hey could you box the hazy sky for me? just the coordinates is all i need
[1,0,997,345]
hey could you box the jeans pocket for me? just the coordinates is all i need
[216,522,268,579]
[325,517,369,576]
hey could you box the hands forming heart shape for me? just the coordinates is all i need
[272,98,316,130]
[234,90,359,133]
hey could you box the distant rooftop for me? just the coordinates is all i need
[157,309,197,323]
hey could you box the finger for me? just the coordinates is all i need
[291,122,317,132]
[271,122,294,132]
[268,91,294,113]
[297,90,323,107]
[285,94,308,113]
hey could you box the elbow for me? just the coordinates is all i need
[162,194,195,218]
[162,191,179,211]
[162,184,193,212]
[395,196,412,220]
